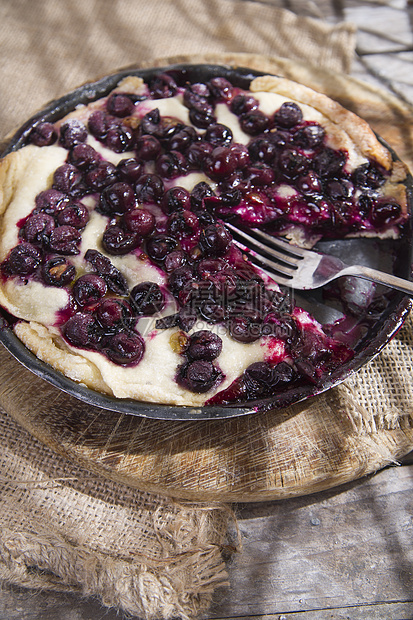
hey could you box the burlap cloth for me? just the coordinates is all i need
[0,2,412,619]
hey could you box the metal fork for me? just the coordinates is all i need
[226,223,413,294]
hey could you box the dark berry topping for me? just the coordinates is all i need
[2,243,41,275]
[73,274,107,306]
[52,164,83,195]
[313,148,346,178]
[278,148,309,179]
[186,330,222,361]
[63,312,98,348]
[135,135,162,161]
[208,77,234,102]
[244,360,295,394]
[155,151,188,179]
[370,199,402,228]
[199,223,232,257]
[135,174,164,204]
[145,234,177,263]
[296,172,322,195]
[248,137,277,164]
[325,178,354,201]
[105,332,145,365]
[106,93,135,117]
[176,360,223,393]
[42,256,76,287]
[294,123,325,149]
[230,94,259,116]
[48,226,82,255]
[129,281,165,315]
[167,210,199,238]
[190,182,216,209]
[84,249,128,295]
[239,111,270,135]
[168,266,193,298]
[102,224,139,255]
[168,126,198,152]
[105,124,134,153]
[352,162,385,190]
[163,250,186,272]
[68,144,100,170]
[228,315,262,343]
[35,189,70,214]
[273,102,303,128]
[56,202,89,229]
[21,212,55,244]
[96,298,133,330]
[117,158,144,184]
[187,141,214,169]
[205,146,238,180]
[88,110,112,139]
[85,161,118,191]
[59,119,88,149]
[204,123,233,147]
[99,182,135,215]
[122,208,155,236]
[150,73,178,99]
[29,122,57,147]
[161,187,191,214]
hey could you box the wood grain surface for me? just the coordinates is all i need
[1,54,413,503]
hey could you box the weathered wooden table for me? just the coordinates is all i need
[1,1,413,619]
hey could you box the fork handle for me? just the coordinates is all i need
[342,265,413,296]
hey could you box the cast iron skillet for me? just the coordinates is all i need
[0,63,411,420]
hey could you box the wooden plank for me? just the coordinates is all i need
[208,464,413,617]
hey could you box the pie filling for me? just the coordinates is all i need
[0,69,409,407]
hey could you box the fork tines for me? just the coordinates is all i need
[226,223,303,284]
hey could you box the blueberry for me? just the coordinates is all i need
[168,266,193,297]
[99,182,135,215]
[48,226,82,255]
[42,256,76,287]
[204,123,233,147]
[73,274,107,306]
[105,331,145,365]
[52,164,84,195]
[150,73,178,99]
[102,224,140,255]
[352,162,385,190]
[145,234,177,262]
[186,330,222,361]
[85,161,118,191]
[122,208,155,236]
[29,122,57,147]
[199,223,232,256]
[155,151,188,179]
[117,157,144,183]
[84,249,128,295]
[105,124,134,153]
[96,298,134,329]
[161,187,191,214]
[129,281,165,316]
[230,94,259,116]
[68,144,100,170]
[56,202,89,229]
[294,123,325,148]
[63,312,98,348]
[2,243,41,276]
[239,111,270,135]
[208,77,234,102]
[35,189,70,214]
[59,119,88,149]
[273,102,303,128]
[106,93,135,117]
[21,212,55,244]
[135,174,164,204]
[176,360,223,393]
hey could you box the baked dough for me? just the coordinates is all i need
[0,68,409,406]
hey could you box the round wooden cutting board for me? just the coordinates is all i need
[1,54,413,502]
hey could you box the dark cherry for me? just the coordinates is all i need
[42,256,76,287]
[72,274,107,306]
[278,148,309,179]
[63,312,97,348]
[105,124,134,153]
[21,212,55,244]
[150,73,178,99]
[208,77,234,102]
[105,331,144,365]
[35,189,70,214]
[163,250,186,272]
[84,249,128,295]
[102,224,140,255]
[248,137,277,164]
[228,315,262,343]
[106,93,135,117]
[122,208,155,236]
[186,141,214,169]
[204,123,233,147]
[99,182,135,215]
[230,94,259,116]
[117,157,144,183]
[135,135,162,161]
[155,151,188,179]
[296,171,322,195]
[352,162,385,190]
[370,199,402,227]
[29,122,57,147]
[48,226,82,255]
[294,123,325,149]
[3,243,41,275]
[52,164,83,195]
[56,202,89,229]
[168,265,193,297]
[96,298,134,329]
[85,161,118,191]
[273,102,303,128]
[205,146,238,180]
[145,234,177,262]
[239,111,270,135]
[135,174,164,204]
[161,186,191,214]
[176,360,222,393]
[59,119,88,149]
[186,330,222,361]
[129,281,165,315]
[199,223,232,256]
[168,126,198,152]
[313,148,346,178]
[190,182,216,209]
[68,144,100,170]
[167,210,199,237]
